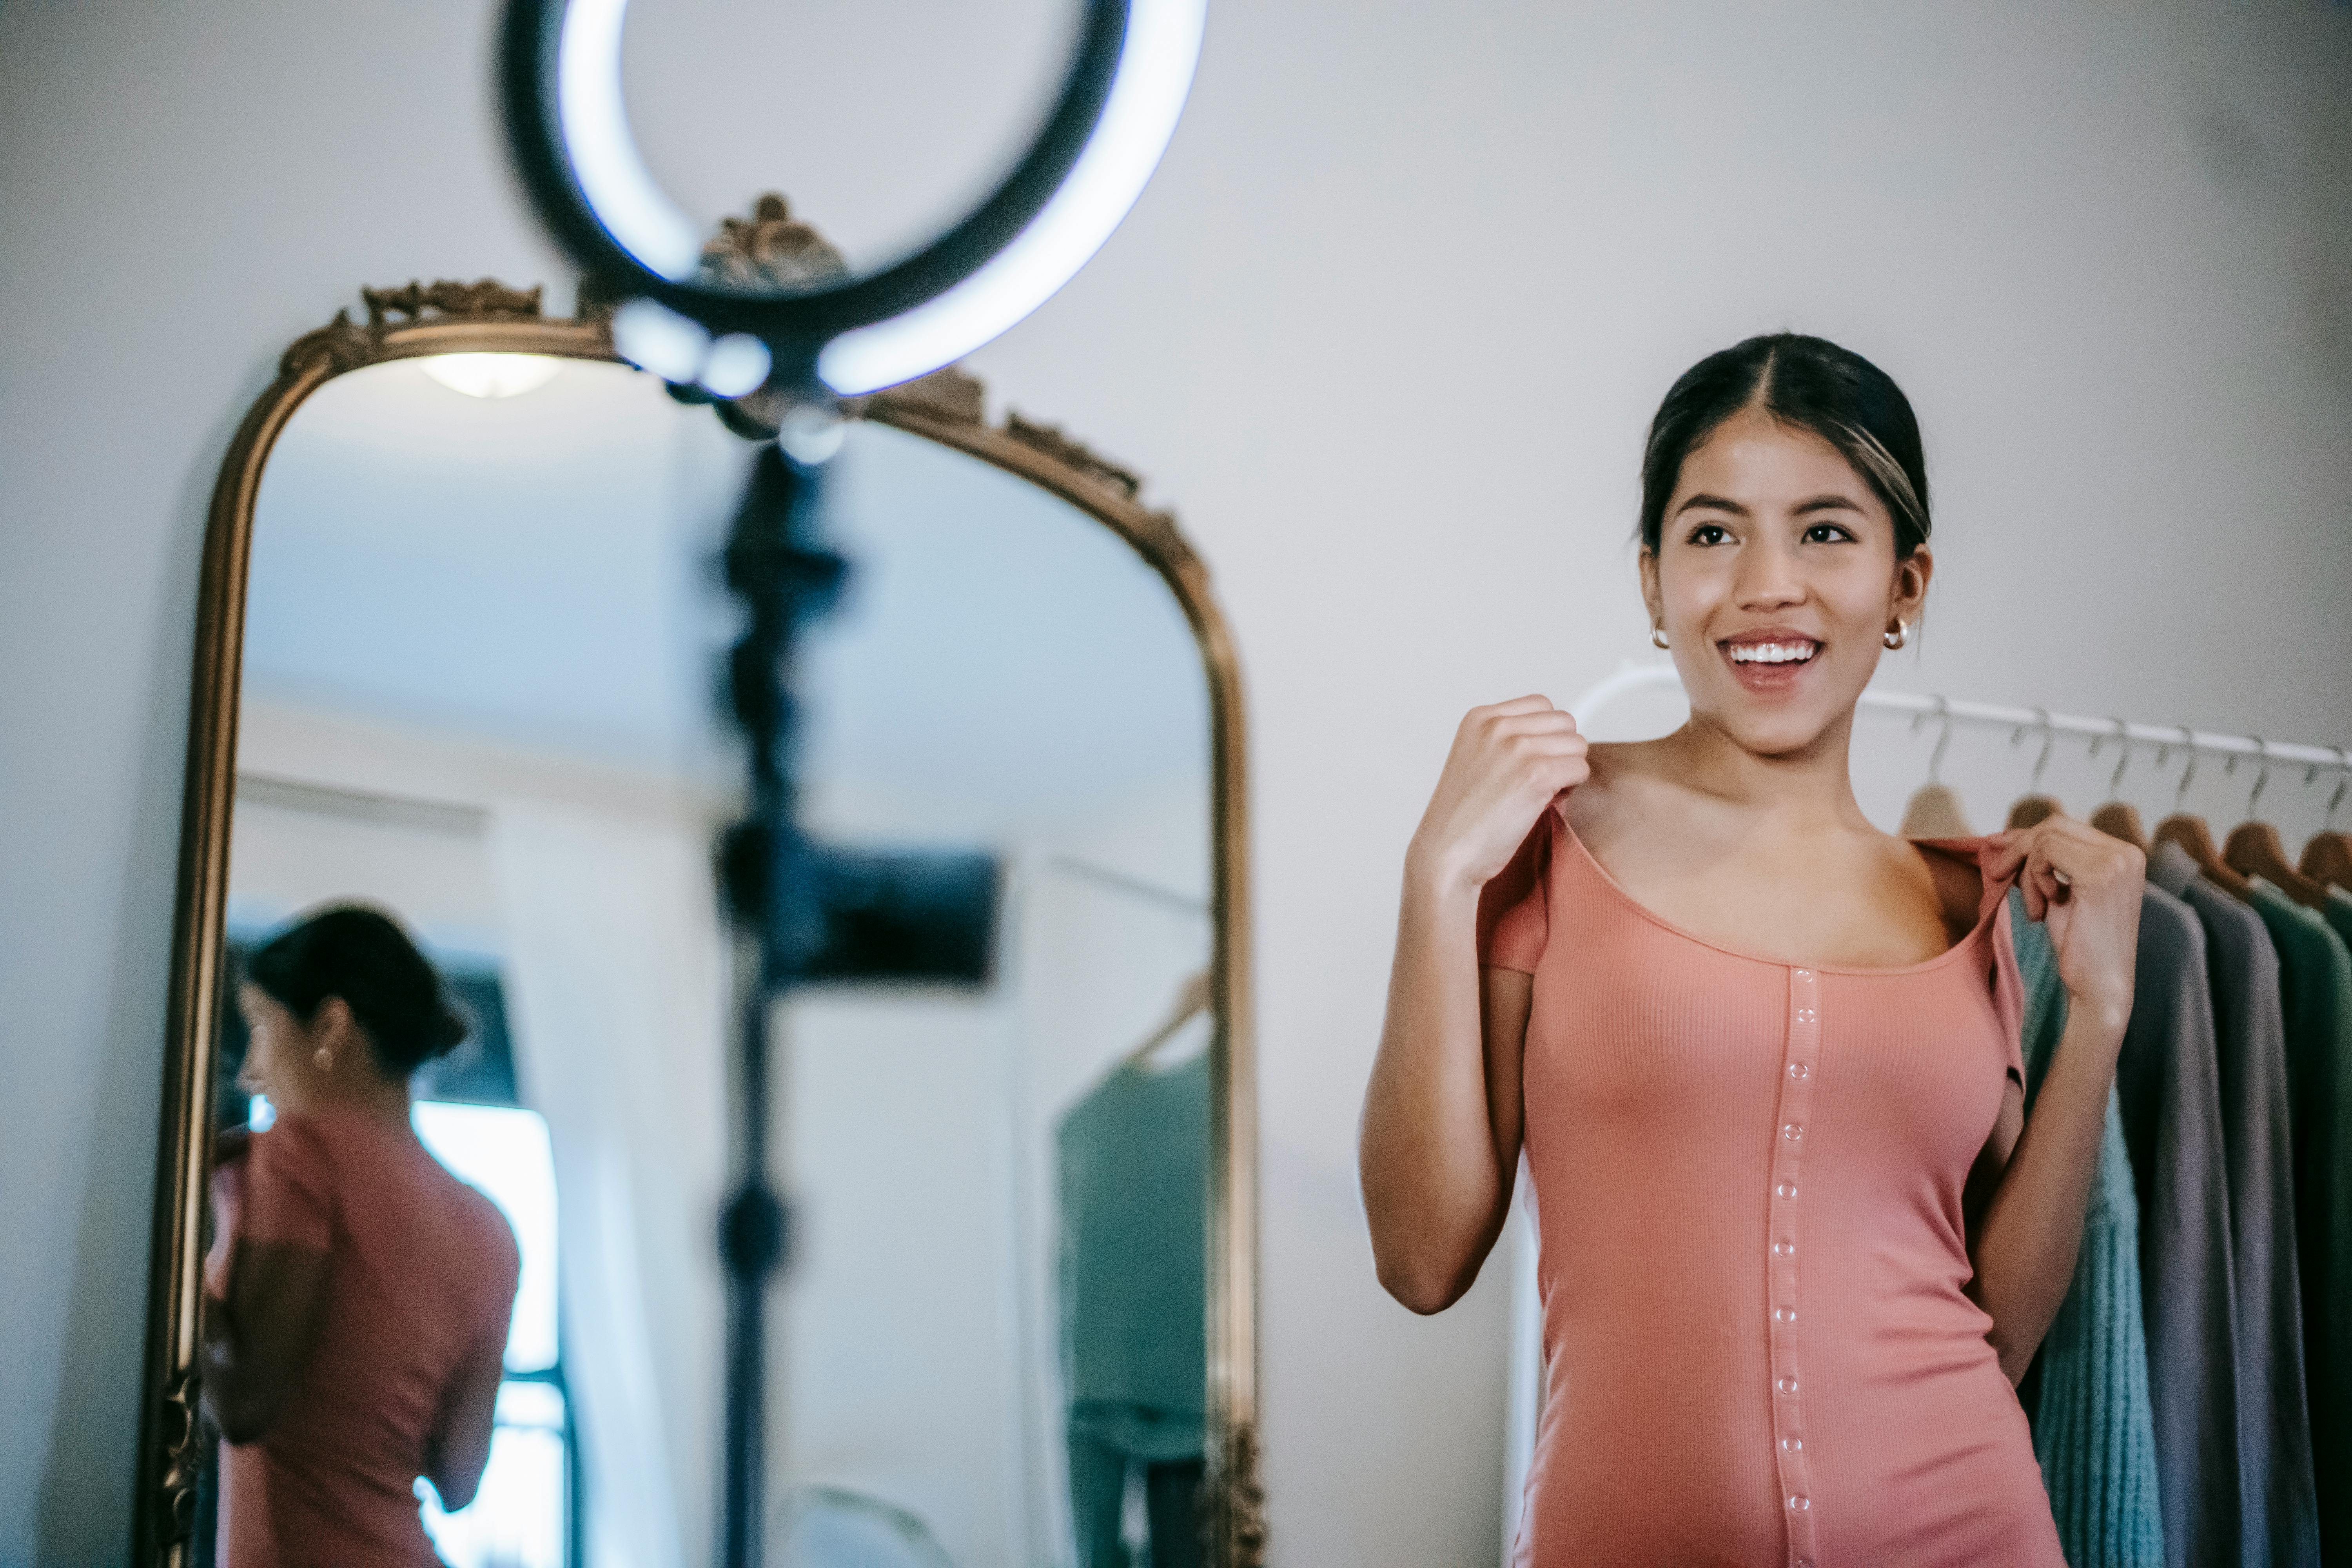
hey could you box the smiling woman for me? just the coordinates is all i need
[1362,333,2148,1566]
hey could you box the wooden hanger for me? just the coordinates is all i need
[2155,814,2253,900]
[1121,970,1212,1069]
[2220,744,2332,909]
[2005,710,2062,829]
[2091,802,2147,850]
[2228,821,2331,909]
[2087,719,2146,850]
[2306,832,2352,893]
[2009,795,2063,829]
[2302,757,2352,892]
[1900,699,1975,837]
[1903,784,1973,837]
[2150,741,2252,900]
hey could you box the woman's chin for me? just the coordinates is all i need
[1691,686,1854,758]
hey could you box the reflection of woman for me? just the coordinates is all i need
[1362,336,2143,1564]
[203,906,520,1566]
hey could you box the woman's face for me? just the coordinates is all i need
[236,984,333,1116]
[1641,407,1930,759]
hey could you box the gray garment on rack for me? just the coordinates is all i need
[2148,842,2320,1568]
[2114,883,2243,1568]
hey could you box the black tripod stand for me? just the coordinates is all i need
[497,2,1200,1560]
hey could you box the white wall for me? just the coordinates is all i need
[4,2,2349,1564]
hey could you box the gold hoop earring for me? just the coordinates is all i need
[1883,621,1909,651]
[1650,626,1670,650]
[313,1045,334,1073]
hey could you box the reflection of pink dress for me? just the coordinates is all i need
[1479,813,2063,1567]
[211,1106,518,1567]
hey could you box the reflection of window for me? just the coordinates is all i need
[413,1100,575,1568]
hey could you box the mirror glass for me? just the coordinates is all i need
[205,350,1215,1568]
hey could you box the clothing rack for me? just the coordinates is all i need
[235,770,488,835]
[1570,662,2352,782]
[1044,852,1211,915]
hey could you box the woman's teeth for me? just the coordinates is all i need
[1727,641,1817,664]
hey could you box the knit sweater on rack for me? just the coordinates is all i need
[2010,888,2167,1568]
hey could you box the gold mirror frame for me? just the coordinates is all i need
[137,281,1263,1566]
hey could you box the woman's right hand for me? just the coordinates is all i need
[1408,695,1590,893]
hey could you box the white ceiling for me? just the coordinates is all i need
[243,357,1210,843]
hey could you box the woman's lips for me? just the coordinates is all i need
[1719,637,1821,693]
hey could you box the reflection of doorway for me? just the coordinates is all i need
[413,1099,575,1568]
[199,947,581,1568]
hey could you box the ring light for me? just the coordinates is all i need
[503,0,1203,395]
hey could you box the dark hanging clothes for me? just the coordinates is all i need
[2010,889,2167,1568]
[2320,891,2352,965]
[2148,842,2321,1567]
[1056,1050,1209,1568]
[2243,883,2352,1568]
[1066,1432,1203,1568]
[2114,884,2243,1568]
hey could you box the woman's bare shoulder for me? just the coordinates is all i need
[1568,739,1684,839]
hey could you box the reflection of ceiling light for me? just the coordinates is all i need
[422,353,564,398]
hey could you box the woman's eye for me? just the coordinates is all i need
[1686,524,1731,546]
[1803,523,1856,544]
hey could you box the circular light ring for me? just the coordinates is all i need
[503,0,1200,392]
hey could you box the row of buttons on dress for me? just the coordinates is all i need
[1771,967,1820,1568]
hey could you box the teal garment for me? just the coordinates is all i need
[2010,889,2168,1568]
[1056,1050,1209,1461]
[2243,883,2352,1567]
[2323,888,2352,957]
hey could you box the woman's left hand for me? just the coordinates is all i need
[1986,816,2144,1033]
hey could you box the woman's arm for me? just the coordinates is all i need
[1361,697,1586,1315]
[201,1240,332,1443]
[423,1324,506,1510]
[1967,816,2142,1384]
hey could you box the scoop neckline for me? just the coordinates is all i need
[1556,813,2007,977]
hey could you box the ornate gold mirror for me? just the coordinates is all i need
[138,270,1260,1567]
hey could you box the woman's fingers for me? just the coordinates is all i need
[1483,713,1582,744]
[1994,817,2146,960]
[1415,699,1593,891]
[1478,693,1564,719]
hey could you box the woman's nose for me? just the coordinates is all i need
[1733,538,1804,609]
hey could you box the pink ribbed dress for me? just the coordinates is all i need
[1479,810,2064,1567]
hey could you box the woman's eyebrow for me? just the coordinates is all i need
[1793,494,1866,515]
[1672,493,1748,517]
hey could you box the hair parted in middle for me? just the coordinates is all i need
[1637,332,1932,560]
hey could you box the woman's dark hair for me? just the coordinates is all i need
[1638,333,1931,559]
[244,905,469,1077]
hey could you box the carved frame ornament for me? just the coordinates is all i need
[137,274,1262,1566]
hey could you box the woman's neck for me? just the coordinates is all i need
[303,1076,415,1131]
[1655,706,1876,837]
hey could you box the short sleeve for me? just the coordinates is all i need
[240,1112,337,1250]
[1477,812,1553,975]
